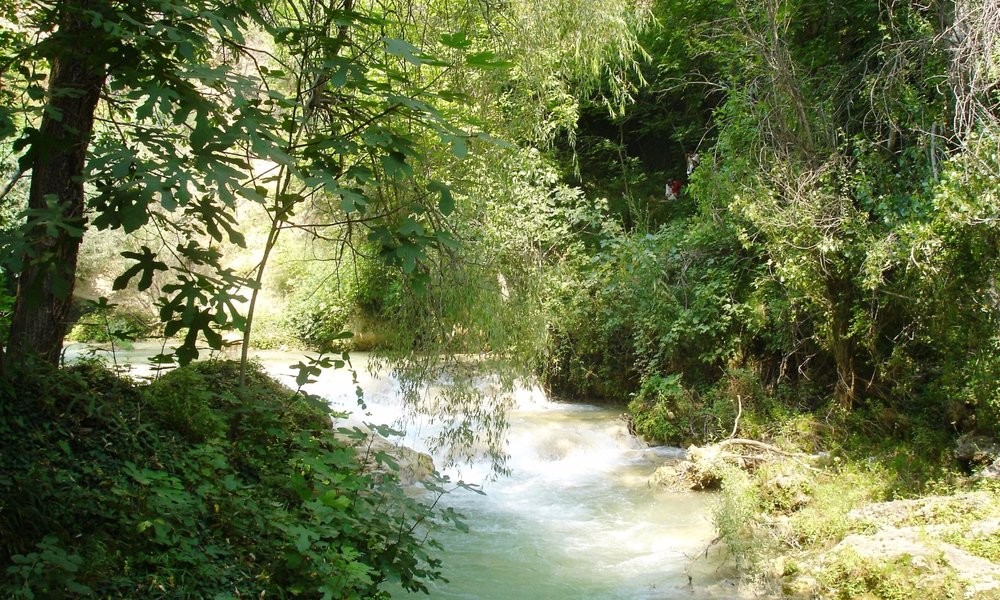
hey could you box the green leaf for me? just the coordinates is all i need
[439,32,472,49]
[0,107,15,139]
[427,181,455,216]
[465,51,514,69]
[381,152,413,179]
[440,133,469,159]
[384,37,425,65]
[384,37,450,67]
[113,247,167,291]
[398,217,424,236]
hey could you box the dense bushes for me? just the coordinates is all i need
[535,0,1000,453]
[0,360,452,598]
[543,216,753,401]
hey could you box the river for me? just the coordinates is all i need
[64,343,739,599]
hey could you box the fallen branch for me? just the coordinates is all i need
[716,438,823,472]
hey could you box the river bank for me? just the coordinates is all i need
[59,344,746,598]
[60,343,1000,599]
[653,436,1000,599]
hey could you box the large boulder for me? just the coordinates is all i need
[778,492,1000,599]
[955,434,1000,480]
[983,457,1000,480]
[651,444,729,491]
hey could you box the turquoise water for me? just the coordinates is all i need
[66,343,739,599]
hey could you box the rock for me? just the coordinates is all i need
[981,457,1000,480]
[335,423,436,486]
[762,474,812,512]
[829,527,1000,598]
[781,575,818,598]
[651,439,819,492]
[362,433,436,486]
[955,434,1000,469]
[799,491,1000,599]
[966,518,1000,540]
[651,445,729,491]
[847,491,994,528]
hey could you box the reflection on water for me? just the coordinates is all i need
[64,343,738,599]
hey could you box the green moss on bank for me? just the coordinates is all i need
[702,424,1000,599]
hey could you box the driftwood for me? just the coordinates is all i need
[652,438,822,492]
[716,438,823,472]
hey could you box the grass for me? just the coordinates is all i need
[706,398,1000,599]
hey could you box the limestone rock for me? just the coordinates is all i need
[847,491,994,528]
[335,423,435,486]
[762,473,812,512]
[981,457,1000,480]
[955,434,1000,468]
[781,575,818,598]
[828,526,1000,598]
[651,445,729,491]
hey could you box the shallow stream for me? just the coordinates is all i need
[65,344,737,599]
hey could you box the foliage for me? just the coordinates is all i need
[65,298,150,349]
[0,360,457,598]
[0,273,14,342]
[713,463,764,571]
[532,0,1000,464]
[628,374,698,445]
[276,240,394,351]
[0,0,492,368]
[543,209,754,406]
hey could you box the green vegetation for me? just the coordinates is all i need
[1,360,458,598]
[1,0,999,596]
[705,446,1000,597]
[543,0,1000,449]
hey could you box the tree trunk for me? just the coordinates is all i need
[825,272,862,408]
[5,1,106,366]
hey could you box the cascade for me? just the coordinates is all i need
[259,352,737,599]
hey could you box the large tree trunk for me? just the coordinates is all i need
[5,1,106,366]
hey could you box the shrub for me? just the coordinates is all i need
[0,360,454,598]
[627,373,701,445]
[66,305,151,346]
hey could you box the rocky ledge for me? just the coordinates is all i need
[335,423,436,486]
[780,492,1000,599]
[651,437,1000,599]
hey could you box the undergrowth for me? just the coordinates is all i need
[707,400,999,599]
[0,359,458,598]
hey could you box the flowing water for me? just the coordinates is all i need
[65,344,738,599]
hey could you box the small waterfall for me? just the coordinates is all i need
[72,345,737,599]
[259,353,736,599]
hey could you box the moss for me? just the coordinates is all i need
[819,550,963,600]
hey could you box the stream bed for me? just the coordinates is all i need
[65,344,739,599]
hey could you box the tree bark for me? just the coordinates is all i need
[5,1,106,366]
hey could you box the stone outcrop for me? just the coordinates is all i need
[956,434,1000,480]
[651,439,821,492]
[781,492,1000,599]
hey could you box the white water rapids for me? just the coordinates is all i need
[66,344,739,599]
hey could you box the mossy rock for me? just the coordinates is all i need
[143,360,333,442]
